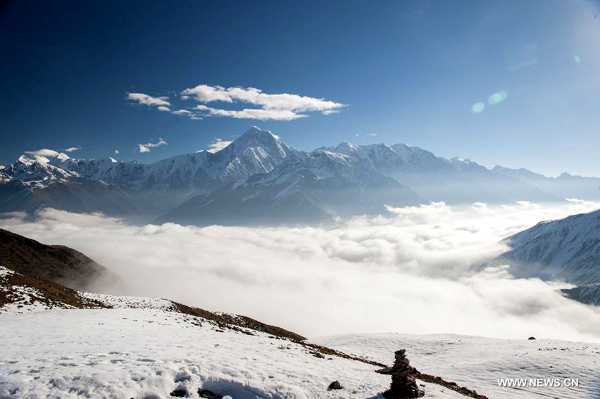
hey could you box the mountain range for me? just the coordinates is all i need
[1,126,599,226]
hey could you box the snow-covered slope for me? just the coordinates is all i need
[314,333,600,399]
[0,307,390,398]
[562,284,600,306]
[498,209,600,287]
[0,270,475,399]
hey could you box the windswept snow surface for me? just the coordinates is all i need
[0,308,463,399]
[313,333,600,399]
[80,292,175,310]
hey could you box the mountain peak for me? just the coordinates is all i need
[225,127,291,160]
[334,141,359,155]
[558,172,573,179]
[239,126,279,141]
[17,150,71,167]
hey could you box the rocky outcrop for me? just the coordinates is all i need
[381,349,424,398]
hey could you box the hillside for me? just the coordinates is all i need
[0,228,119,291]
[497,209,600,287]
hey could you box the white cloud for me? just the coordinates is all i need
[183,85,345,112]
[63,146,81,153]
[207,139,233,153]
[24,149,62,158]
[181,84,346,120]
[138,138,168,153]
[23,149,70,163]
[2,200,600,341]
[114,150,119,155]
[171,109,193,116]
[195,105,305,121]
[183,85,235,103]
[126,92,170,107]
[127,85,345,121]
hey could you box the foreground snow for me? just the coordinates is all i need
[0,308,464,398]
[2,279,597,398]
[314,333,600,399]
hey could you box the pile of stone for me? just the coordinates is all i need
[381,349,424,398]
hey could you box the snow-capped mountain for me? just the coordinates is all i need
[496,208,600,305]
[157,149,424,226]
[0,152,140,215]
[0,127,298,218]
[499,209,600,286]
[331,142,562,204]
[59,127,296,193]
[0,126,595,226]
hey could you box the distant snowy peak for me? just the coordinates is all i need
[2,153,80,188]
[206,126,298,184]
[20,149,71,165]
[329,141,457,173]
[493,165,600,200]
[1,127,297,194]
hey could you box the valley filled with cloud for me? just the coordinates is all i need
[2,199,599,342]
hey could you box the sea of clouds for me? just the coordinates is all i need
[2,199,600,341]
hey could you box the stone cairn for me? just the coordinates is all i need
[381,349,424,398]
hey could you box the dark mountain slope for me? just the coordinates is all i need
[0,228,119,291]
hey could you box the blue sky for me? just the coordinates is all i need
[1,0,599,176]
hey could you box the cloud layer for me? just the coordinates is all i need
[125,84,345,121]
[2,200,599,341]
